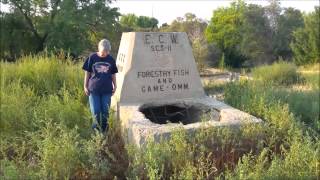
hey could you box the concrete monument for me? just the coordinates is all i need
[113,32,261,146]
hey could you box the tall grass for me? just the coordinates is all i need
[272,89,319,131]
[301,72,320,89]
[0,55,127,179]
[126,127,253,179]
[1,55,89,138]
[222,79,319,179]
[1,56,84,99]
[1,56,319,179]
[252,61,302,86]
[0,82,39,137]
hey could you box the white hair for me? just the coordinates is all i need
[98,39,111,52]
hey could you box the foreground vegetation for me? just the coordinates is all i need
[1,56,319,179]
[0,56,127,179]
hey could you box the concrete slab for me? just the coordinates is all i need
[118,97,261,146]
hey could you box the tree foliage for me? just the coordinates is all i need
[120,14,158,31]
[0,12,36,60]
[290,7,320,65]
[240,4,274,66]
[0,0,318,67]
[273,8,304,60]
[265,0,281,33]
[206,1,251,67]
[205,0,314,67]
[1,0,120,58]
[161,13,211,70]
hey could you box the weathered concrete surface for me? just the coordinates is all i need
[118,97,261,146]
[112,32,261,147]
[112,32,205,106]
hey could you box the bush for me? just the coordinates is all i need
[38,123,82,179]
[228,137,319,179]
[83,132,114,179]
[301,72,320,89]
[0,159,39,179]
[252,61,302,86]
[273,89,319,132]
[1,55,83,96]
[0,140,40,179]
[126,124,265,179]
[223,81,319,179]
[1,55,318,179]
[0,82,39,137]
[35,89,92,137]
[1,55,93,179]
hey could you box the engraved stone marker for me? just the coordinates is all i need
[113,32,261,147]
[114,32,205,104]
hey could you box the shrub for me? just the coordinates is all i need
[1,55,91,179]
[0,160,20,179]
[126,125,264,179]
[0,82,39,137]
[301,73,319,89]
[1,54,318,179]
[273,89,320,132]
[38,123,82,179]
[35,88,92,137]
[0,147,39,179]
[252,61,302,86]
[83,132,114,179]
[223,80,319,179]
[1,55,83,96]
[228,137,319,179]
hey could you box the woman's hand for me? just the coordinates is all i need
[112,86,117,95]
[84,71,91,96]
[112,74,117,96]
[84,87,90,96]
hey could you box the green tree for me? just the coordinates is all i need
[136,16,158,29]
[0,12,37,60]
[206,1,304,67]
[265,0,281,33]
[119,13,138,30]
[162,13,207,42]
[161,13,209,71]
[120,14,158,31]
[1,0,120,58]
[290,7,320,65]
[273,8,304,60]
[240,4,274,66]
[205,1,247,67]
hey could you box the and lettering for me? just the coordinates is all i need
[137,69,190,93]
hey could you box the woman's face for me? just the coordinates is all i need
[98,45,104,53]
[98,46,108,56]
[99,48,108,56]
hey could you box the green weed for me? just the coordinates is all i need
[252,61,302,86]
[1,55,319,179]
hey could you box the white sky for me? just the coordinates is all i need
[110,0,319,25]
[1,1,318,25]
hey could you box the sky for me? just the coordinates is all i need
[110,0,319,25]
[1,0,318,25]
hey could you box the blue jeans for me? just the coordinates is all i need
[89,93,112,133]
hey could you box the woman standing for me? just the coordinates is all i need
[82,39,118,133]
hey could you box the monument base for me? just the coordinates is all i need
[115,97,262,147]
